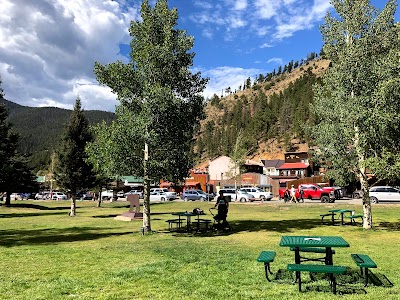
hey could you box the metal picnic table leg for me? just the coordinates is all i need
[293,247,300,284]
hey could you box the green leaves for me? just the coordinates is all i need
[310,0,400,187]
[88,0,207,184]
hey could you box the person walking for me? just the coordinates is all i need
[290,185,298,203]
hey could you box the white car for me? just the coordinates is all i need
[52,192,67,200]
[239,187,273,201]
[150,188,177,200]
[369,186,400,203]
[149,191,175,202]
[218,188,256,202]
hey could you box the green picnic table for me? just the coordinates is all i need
[329,209,355,225]
[280,235,350,293]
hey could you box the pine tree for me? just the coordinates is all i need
[55,96,97,216]
[0,76,36,206]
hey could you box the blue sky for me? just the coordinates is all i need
[0,0,398,112]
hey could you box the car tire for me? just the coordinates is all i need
[161,197,165,201]
[370,196,378,204]
[353,193,360,199]
[239,197,246,202]
[321,196,329,203]
[199,197,205,202]
[260,195,265,200]
[184,197,188,202]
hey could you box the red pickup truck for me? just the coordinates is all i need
[295,183,336,203]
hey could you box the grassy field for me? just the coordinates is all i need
[0,199,399,300]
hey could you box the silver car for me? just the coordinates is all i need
[369,186,400,203]
[149,191,175,202]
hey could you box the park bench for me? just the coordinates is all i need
[287,264,347,294]
[290,247,336,264]
[348,214,363,225]
[256,251,276,282]
[351,254,377,287]
[320,212,336,224]
[166,219,182,231]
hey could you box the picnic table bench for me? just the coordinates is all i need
[320,212,336,224]
[348,214,363,225]
[257,251,276,281]
[351,254,377,287]
[166,219,182,231]
[287,264,347,294]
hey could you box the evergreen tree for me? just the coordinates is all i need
[55,97,97,216]
[0,76,36,206]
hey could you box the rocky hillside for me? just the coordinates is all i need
[196,58,331,163]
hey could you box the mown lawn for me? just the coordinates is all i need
[0,200,399,299]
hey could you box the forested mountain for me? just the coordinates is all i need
[0,99,115,171]
[195,57,330,162]
[1,56,329,172]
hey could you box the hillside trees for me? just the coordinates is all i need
[87,0,207,232]
[309,0,399,229]
[55,97,97,216]
[196,71,319,160]
[0,76,36,206]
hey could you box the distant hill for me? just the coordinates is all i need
[0,98,115,172]
[195,57,331,163]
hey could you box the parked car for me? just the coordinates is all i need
[125,190,143,199]
[117,191,125,199]
[239,187,273,201]
[181,190,214,201]
[150,188,177,200]
[218,188,256,202]
[35,191,50,200]
[101,190,117,201]
[149,191,175,201]
[369,186,400,203]
[76,191,94,200]
[52,192,67,200]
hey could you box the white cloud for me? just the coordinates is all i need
[234,0,248,11]
[260,43,274,48]
[199,66,264,99]
[0,0,139,112]
[267,57,283,65]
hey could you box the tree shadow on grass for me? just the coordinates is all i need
[229,218,325,233]
[0,203,70,210]
[0,211,67,218]
[376,221,400,231]
[0,227,132,247]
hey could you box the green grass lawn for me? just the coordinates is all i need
[1,200,399,299]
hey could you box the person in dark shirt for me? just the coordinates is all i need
[213,190,229,226]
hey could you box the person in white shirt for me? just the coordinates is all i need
[290,185,298,203]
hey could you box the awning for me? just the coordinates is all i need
[278,162,309,170]
[185,182,200,186]
[160,182,174,187]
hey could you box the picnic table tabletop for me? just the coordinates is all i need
[280,236,350,248]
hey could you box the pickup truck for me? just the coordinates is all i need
[295,184,336,203]
[101,190,117,201]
